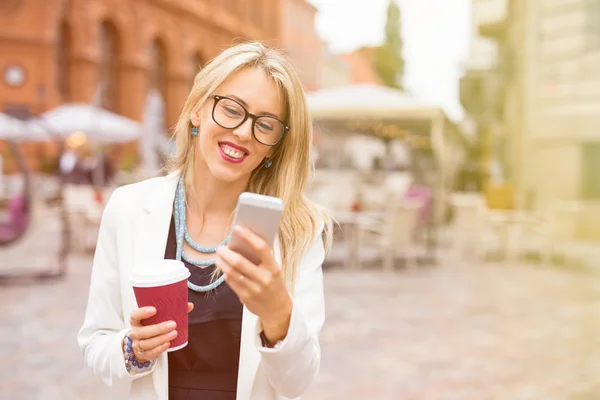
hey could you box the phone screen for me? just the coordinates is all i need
[228,195,283,265]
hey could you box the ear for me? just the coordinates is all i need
[265,143,280,159]
[190,107,202,127]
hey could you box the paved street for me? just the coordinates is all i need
[1,233,600,399]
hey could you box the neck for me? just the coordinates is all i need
[187,159,248,217]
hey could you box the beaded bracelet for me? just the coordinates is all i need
[122,331,157,374]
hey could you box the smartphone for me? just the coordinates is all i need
[228,192,284,265]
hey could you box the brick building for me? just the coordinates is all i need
[0,0,280,129]
[280,0,322,91]
[341,47,382,85]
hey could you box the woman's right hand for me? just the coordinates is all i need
[127,302,194,362]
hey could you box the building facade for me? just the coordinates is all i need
[462,0,600,239]
[465,0,503,72]
[522,0,600,239]
[0,0,280,129]
[279,0,322,91]
[318,48,351,89]
[341,47,383,85]
[460,0,509,201]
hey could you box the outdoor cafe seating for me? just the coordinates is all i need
[308,171,435,270]
[0,193,29,245]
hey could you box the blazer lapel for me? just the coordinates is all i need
[133,172,179,268]
[131,172,179,400]
[132,171,272,399]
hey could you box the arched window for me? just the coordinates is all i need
[56,20,71,101]
[98,20,121,112]
[148,39,168,132]
[149,40,168,99]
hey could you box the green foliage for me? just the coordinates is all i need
[375,0,405,89]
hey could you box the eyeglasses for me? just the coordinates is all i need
[210,95,289,146]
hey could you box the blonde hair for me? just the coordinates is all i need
[167,41,332,287]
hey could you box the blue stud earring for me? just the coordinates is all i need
[265,159,273,169]
[191,126,199,136]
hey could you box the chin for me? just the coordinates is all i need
[209,163,251,184]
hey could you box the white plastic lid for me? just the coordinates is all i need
[130,259,190,288]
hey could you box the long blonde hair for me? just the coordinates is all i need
[167,41,332,287]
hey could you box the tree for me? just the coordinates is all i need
[375,0,405,89]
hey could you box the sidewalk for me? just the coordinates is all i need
[2,222,600,399]
[559,240,600,270]
[0,210,63,275]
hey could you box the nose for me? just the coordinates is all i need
[232,118,253,142]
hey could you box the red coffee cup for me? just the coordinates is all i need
[130,260,191,352]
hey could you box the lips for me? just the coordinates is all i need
[219,141,249,155]
[218,141,249,164]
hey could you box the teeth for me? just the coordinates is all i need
[221,145,244,159]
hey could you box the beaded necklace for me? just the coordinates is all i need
[174,177,231,292]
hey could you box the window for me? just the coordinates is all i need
[585,0,600,49]
[148,39,168,133]
[98,21,121,112]
[582,143,600,199]
[149,40,168,97]
[56,20,71,101]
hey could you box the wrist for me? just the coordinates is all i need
[123,331,156,374]
[261,297,293,344]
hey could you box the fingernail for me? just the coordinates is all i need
[170,330,178,338]
[166,321,176,329]
[147,307,156,314]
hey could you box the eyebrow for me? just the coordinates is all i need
[226,94,281,120]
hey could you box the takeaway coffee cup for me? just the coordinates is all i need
[130,260,190,351]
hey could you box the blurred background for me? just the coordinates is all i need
[1,0,600,399]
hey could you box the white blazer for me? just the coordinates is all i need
[77,171,326,400]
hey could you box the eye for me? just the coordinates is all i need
[218,98,245,118]
[223,106,243,117]
[256,120,274,133]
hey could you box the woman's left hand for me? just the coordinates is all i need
[215,226,292,342]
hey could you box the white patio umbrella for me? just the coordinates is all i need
[0,113,26,135]
[34,103,141,143]
[0,113,49,141]
[307,84,466,229]
[32,102,142,187]
[306,83,445,121]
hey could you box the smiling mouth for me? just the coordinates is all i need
[218,143,248,161]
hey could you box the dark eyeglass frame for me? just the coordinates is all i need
[210,94,289,147]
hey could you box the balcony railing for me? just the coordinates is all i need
[473,0,508,38]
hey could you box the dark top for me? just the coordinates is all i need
[165,217,243,400]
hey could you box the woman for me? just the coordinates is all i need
[78,42,331,400]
